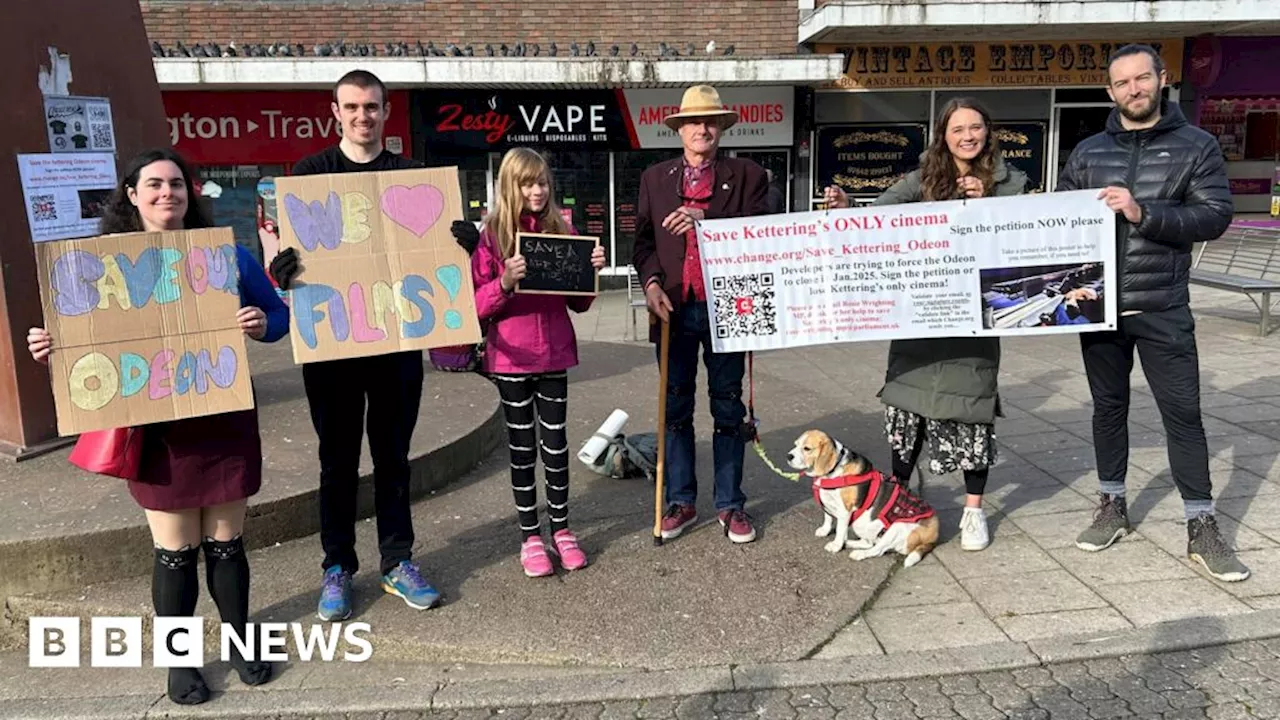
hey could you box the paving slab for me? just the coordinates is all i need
[864,602,1007,653]
[0,342,501,600]
[961,569,1109,617]
[1094,578,1253,626]
[993,608,1133,643]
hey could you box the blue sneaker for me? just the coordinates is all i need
[316,566,352,622]
[381,561,441,610]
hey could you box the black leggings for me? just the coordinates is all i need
[891,420,989,496]
[493,372,570,539]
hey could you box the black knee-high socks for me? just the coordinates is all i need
[203,536,271,686]
[153,546,209,705]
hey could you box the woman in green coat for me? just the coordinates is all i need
[828,97,1029,552]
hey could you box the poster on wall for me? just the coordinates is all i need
[696,190,1116,353]
[993,123,1047,193]
[814,124,927,198]
[273,167,481,363]
[34,228,253,435]
[18,152,117,242]
[43,95,116,153]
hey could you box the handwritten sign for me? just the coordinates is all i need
[35,228,253,435]
[274,167,481,363]
[516,233,599,296]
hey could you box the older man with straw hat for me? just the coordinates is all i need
[632,84,771,545]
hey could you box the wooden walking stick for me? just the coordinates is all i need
[652,317,671,547]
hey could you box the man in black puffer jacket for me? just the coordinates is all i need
[1057,44,1248,583]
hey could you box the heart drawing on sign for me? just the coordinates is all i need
[381,185,446,238]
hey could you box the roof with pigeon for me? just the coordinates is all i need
[150,40,743,59]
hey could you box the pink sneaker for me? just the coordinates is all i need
[551,529,589,571]
[520,536,554,577]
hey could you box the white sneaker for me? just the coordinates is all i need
[960,507,990,551]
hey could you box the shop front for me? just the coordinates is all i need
[1184,36,1280,217]
[414,86,797,272]
[162,90,412,261]
[810,40,1184,207]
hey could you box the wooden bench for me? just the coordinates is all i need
[1190,226,1280,336]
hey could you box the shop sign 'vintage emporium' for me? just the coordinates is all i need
[816,40,1183,90]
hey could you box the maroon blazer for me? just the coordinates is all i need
[631,155,770,342]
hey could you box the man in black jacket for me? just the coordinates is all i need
[1057,44,1247,582]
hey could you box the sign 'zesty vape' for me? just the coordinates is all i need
[425,90,631,150]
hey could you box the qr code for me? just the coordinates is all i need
[91,124,114,149]
[30,195,56,222]
[711,273,778,339]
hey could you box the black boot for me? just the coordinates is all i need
[203,537,273,686]
[153,546,210,705]
[1188,515,1251,583]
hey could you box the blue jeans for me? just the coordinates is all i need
[657,302,748,511]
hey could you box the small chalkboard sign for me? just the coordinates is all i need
[515,232,599,296]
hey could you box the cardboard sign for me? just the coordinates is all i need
[516,233,599,296]
[35,228,254,436]
[274,167,480,363]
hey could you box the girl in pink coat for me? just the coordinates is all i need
[472,148,606,577]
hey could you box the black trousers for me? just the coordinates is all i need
[302,351,424,575]
[1080,306,1211,502]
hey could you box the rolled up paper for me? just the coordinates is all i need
[577,409,629,465]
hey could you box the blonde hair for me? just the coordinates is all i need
[486,148,569,259]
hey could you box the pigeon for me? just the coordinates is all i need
[586,41,596,57]
[192,44,208,58]
[297,43,307,56]
[532,43,541,57]
[706,40,716,55]
[685,42,696,56]
[609,44,619,57]
[630,42,639,57]
[499,43,509,57]
[549,42,558,57]
[484,43,494,57]
[415,40,426,56]
[150,41,165,57]
[225,42,239,57]
[464,44,474,57]
[446,43,461,57]
[175,40,191,57]
[570,41,580,57]
[515,41,526,57]
[723,44,735,56]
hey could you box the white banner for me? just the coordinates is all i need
[697,190,1118,353]
[624,87,793,148]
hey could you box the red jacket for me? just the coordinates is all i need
[631,155,769,342]
[472,213,593,374]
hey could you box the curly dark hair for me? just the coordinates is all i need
[918,98,1001,203]
[99,148,211,234]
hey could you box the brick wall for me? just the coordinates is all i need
[141,1,799,56]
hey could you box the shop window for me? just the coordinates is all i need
[614,150,679,270]
[196,165,285,264]
[537,151,613,264]
[815,91,931,125]
[1244,111,1279,161]
[428,153,489,224]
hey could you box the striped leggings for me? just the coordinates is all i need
[492,372,570,538]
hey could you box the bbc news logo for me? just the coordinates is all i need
[29,617,372,667]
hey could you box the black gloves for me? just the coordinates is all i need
[268,247,301,290]
[451,220,480,255]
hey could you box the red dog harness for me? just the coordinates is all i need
[810,467,935,527]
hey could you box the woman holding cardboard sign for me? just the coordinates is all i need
[472,148,605,577]
[27,148,288,705]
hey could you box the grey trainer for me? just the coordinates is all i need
[1188,515,1250,582]
[1075,494,1132,552]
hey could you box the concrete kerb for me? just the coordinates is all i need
[0,401,503,651]
[7,609,1280,719]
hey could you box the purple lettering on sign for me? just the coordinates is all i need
[283,192,343,252]
[149,350,175,400]
[50,250,104,316]
[195,347,238,393]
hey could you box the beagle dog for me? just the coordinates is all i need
[787,429,939,567]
